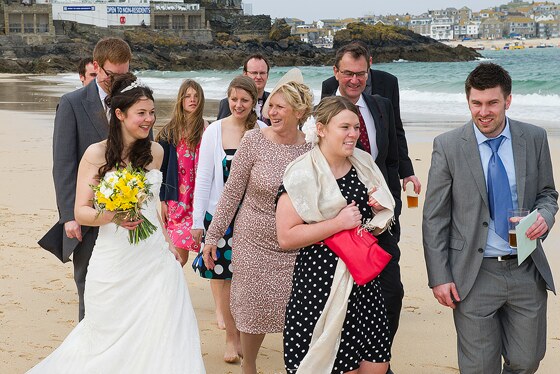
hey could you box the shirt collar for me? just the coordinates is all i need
[96,79,108,102]
[473,118,512,146]
[335,88,365,109]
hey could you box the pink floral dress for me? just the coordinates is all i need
[165,139,200,252]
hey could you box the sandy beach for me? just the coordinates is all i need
[446,37,560,50]
[1,74,559,373]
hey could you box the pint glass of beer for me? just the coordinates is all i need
[405,181,418,208]
[507,209,529,248]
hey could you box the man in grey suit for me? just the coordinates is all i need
[44,37,132,321]
[423,63,557,373]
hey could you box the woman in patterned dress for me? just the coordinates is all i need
[201,69,314,374]
[276,96,394,374]
[157,79,208,266]
[191,76,267,363]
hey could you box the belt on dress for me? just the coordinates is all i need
[485,254,518,262]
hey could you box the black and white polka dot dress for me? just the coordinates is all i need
[281,167,391,373]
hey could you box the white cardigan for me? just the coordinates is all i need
[192,119,266,229]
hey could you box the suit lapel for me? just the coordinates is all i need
[82,82,109,139]
[510,119,527,209]
[461,123,489,208]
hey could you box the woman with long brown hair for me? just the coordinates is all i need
[191,75,267,363]
[157,79,209,266]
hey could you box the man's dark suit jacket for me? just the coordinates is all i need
[322,69,414,179]
[216,91,270,124]
[360,93,401,217]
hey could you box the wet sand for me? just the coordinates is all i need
[1,74,558,373]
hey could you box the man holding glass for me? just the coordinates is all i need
[423,63,558,373]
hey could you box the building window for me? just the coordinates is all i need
[188,15,201,29]
[154,15,169,29]
[172,15,184,30]
[36,14,49,33]
[24,14,34,33]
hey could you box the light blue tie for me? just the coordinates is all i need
[486,136,513,242]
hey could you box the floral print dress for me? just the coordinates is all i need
[165,139,200,252]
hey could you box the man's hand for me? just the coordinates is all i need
[432,282,460,309]
[402,175,421,194]
[64,220,82,241]
[525,212,548,240]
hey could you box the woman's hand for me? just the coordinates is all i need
[335,201,362,231]
[168,244,181,262]
[368,186,386,213]
[191,229,204,246]
[202,244,218,270]
[112,213,143,230]
[161,202,168,226]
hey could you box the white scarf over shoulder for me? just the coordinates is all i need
[282,146,395,373]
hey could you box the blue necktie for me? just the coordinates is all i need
[486,136,513,242]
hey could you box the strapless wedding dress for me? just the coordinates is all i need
[28,170,205,373]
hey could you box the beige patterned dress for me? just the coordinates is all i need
[204,129,311,334]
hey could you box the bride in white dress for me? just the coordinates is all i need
[28,74,206,373]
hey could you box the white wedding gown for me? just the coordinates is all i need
[28,170,205,373]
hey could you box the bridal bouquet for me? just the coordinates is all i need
[92,165,157,244]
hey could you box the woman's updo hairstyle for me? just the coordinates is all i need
[274,81,314,124]
[227,75,258,131]
[314,96,359,128]
[98,72,155,178]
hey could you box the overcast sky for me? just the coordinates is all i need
[251,1,506,23]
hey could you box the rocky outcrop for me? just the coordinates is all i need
[0,21,480,74]
[335,22,481,62]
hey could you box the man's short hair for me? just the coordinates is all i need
[78,57,93,77]
[93,37,132,68]
[334,43,370,69]
[465,63,512,98]
[243,54,270,73]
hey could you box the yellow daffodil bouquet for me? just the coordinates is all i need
[91,165,157,244]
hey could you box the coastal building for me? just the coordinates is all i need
[537,19,560,37]
[505,16,536,38]
[408,16,431,37]
[430,17,453,40]
[480,17,505,39]
[1,1,54,36]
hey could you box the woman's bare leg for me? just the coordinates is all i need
[240,332,265,374]
[210,279,225,329]
[222,280,241,362]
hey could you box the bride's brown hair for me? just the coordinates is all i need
[98,73,155,178]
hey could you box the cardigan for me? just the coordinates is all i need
[192,119,266,229]
[158,137,180,202]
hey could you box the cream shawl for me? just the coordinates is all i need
[282,146,395,373]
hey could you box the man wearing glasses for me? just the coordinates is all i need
[322,42,421,212]
[216,53,271,124]
[326,43,403,372]
[41,37,132,321]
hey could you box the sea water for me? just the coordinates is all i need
[39,47,559,129]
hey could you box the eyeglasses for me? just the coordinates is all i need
[337,69,368,79]
[100,65,116,77]
[246,71,268,77]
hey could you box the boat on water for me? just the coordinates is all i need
[473,44,485,50]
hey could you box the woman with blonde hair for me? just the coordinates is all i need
[277,96,394,374]
[191,75,267,363]
[201,69,314,374]
[157,79,208,266]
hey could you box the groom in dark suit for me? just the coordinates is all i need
[41,37,132,321]
[423,63,557,373]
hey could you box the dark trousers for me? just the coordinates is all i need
[72,227,98,321]
[377,225,404,344]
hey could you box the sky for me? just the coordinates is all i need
[250,1,511,23]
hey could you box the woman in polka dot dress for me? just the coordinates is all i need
[276,96,394,374]
[191,76,266,363]
[157,79,208,266]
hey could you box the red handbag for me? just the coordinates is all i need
[323,227,392,286]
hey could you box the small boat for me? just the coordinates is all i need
[536,43,546,48]
[473,44,485,50]
[503,43,510,50]
[512,42,525,50]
